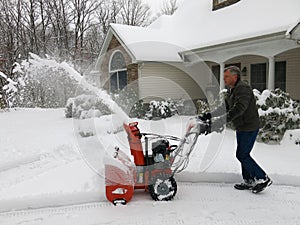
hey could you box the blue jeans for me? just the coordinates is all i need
[236,130,266,181]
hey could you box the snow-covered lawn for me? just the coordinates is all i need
[0,108,300,225]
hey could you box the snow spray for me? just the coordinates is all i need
[59,62,130,123]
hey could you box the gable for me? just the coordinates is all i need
[287,21,300,41]
[95,29,135,75]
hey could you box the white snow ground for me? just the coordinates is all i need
[0,108,300,225]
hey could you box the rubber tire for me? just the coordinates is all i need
[148,174,177,201]
[113,199,127,205]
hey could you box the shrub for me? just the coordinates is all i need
[111,87,193,119]
[65,94,111,119]
[204,88,300,144]
[254,88,300,143]
[146,99,178,119]
[196,99,210,114]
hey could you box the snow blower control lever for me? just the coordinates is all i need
[105,116,211,205]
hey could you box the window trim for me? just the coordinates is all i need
[109,50,127,92]
[109,50,126,72]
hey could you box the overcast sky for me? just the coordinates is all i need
[142,0,184,15]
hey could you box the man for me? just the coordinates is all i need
[213,65,272,194]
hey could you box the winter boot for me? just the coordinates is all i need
[234,180,255,190]
[251,176,272,194]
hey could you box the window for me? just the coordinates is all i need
[275,61,286,91]
[109,51,127,93]
[212,65,220,84]
[251,63,266,92]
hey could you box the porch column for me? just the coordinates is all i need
[268,56,275,90]
[219,62,225,90]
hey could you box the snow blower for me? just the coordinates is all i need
[105,115,211,205]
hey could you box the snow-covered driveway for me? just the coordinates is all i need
[1,183,300,225]
[1,108,300,225]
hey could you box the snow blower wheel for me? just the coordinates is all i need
[113,199,127,206]
[148,174,177,201]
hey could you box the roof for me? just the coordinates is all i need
[286,18,300,40]
[107,0,300,62]
[109,23,185,62]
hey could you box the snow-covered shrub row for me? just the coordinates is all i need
[145,99,181,119]
[112,87,197,119]
[65,94,111,119]
[65,91,196,120]
[112,89,194,118]
[254,88,300,143]
[133,98,199,119]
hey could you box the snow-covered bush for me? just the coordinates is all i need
[112,88,189,119]
[65,94,111,119]
[254,89,300,143]
[145,99,180,119]
[127,99,145,118]
[9,53,81,108]
[196,99,210,114]
[0,71,18,108]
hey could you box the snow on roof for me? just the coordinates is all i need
[148,14,172,29]
[110,0,300,62]
[110,23,184,62]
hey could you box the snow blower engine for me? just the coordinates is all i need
[105,114,211,205]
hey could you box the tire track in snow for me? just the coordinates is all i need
[0,183,300,225]
[0,145,80,191]
[0,202,112,218]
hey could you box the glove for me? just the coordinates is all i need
[211,116,226,133]
[198,112,211,123]
[196,113,212,135]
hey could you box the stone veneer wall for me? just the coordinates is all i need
[100,35,138,92]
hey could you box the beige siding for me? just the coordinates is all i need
[276,48,300,100]
[139,62,206,101]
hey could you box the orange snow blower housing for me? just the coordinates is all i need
[123,122,145,166]
[105,116,211,205]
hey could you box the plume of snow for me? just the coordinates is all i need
[28,53,130,123]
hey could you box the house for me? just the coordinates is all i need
[95,0,300,104]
